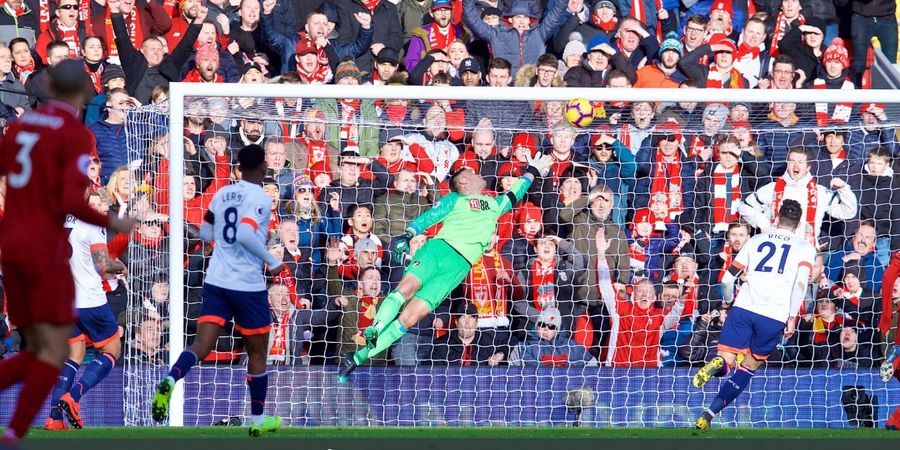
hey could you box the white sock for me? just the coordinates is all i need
[251,414,264,426]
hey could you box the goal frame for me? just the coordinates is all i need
[165,82,900,426]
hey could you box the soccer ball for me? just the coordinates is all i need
[565,98,595,128]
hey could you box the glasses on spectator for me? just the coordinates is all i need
[773,69,793,75]
[685,26,705,33]
[593,145,612,151]
[537,67,557,74]
[57,4,78,9]
[536,322,557,331]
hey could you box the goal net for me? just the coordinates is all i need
[122,84,900,428]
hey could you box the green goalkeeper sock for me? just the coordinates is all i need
[373,291,406,334]
[353,320,408,365]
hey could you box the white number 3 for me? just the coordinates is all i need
[8,131,39,188]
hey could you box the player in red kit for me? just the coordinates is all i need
[0,60,136,447]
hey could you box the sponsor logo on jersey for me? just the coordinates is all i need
[468,198,490,211]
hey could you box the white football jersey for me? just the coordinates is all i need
[204,180,273,292]
[731,228,816,323]
[65,216,109,309]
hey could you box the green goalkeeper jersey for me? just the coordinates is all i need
[406,177,533,264]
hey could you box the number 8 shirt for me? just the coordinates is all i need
[203,180,274,292]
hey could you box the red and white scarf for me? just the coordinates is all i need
[357,295,380,331]
[628,236,649,269]
[85,62,104,93]
[105,8,144,62]
[182,68,224,83]
[530,258,556,311]
[711,163,741,233]
[268,311,291,362]
[773,176,819,245]
[14,58,35,84]
[468,252,508,323]
[297,31,330,67]
[78,0,92,30]
[275,98,303,140]
[429,24,456,51]
[770,12,804,57]
[339,99,360,152]
[650,149,684,218]
[51,21,81,57]
[707,64,742,89]
[592,13,618,32]
[813,77,854,127]
[717,242,734,283]
[360,0,380,12]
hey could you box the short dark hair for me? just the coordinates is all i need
[487,57,511,74]
[536,53,558,68]
[81,35,104,51]
[237,144,266,172]
[787,146,812,162]
[661,280,683,293]
[279,71,302,84]
[606,69,629,83]
[727,221,752,235]
[46,39,69,56]
[869,146,892,162]
[778,199,803,229]
[773,54,795,70]
[8,37,29,52]
[449,167,471,193]
[347,203,373,217]
[685,15,709,27]
[431,72,452,85]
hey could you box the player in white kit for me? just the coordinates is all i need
[150,145,285,437]
[693,199,816,431]
[46,191,126,430]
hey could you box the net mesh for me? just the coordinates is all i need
[122,92,900,427]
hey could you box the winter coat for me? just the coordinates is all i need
[846,122,900,161]
[553,17,615,55]
[419,329,509,366]
[90,119,127,182]
[587,139,637,228]
[514,63,566,87]
[625,223,680,283]
[112,13,199,104]
[35,19,90,63]
[335,0,405,74]
[812,149,863,189]
[678,315,725,365]
[0,71,28,112]
[508,330,594,367]
[633,63,685,88]
[563,52,638,87]
[462,0,571,76]
[319,177,389,217]
[0,0,39,46]
[848,165,900,248]
[260,12,373,75]
[825,244,886,294]
[834,0,896,18]
[739,172,859,241]
[405,23,471,71]
[501,232,537,274]
[778,26,823,87]
[612,32,661,71]
[396,0,433,36]
[756,116,818,177]
[373,190,434,248]
[558,195,632,291]
[512,239,588,333]
[315,98,380,156]
[92,2,173,58]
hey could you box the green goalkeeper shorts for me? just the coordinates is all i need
[404,239,472,311]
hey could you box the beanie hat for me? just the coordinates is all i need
[563,32,587,59]
[517,203,543,224]
[511,133,537,157]
[195,43,219,65]
[333,60,361,83]
[710,0,733,15]
[631,208,653,228]
[497,162,522,178]
[308,160,331,182]
[101,64,126,86]
[823,37,850,69]
[537,307,561,329]
[586,33,614,55]
[659,31,682,56]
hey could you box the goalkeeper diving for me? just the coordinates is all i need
[337,152,554,382]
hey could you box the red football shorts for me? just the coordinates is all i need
[1,259,76,328]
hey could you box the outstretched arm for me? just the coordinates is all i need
[495,152,555,214]
[406,193,459,236]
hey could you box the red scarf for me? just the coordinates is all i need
[711,163,741,231]
[468,253,508,322]
[650,149,684,217]
[385,104,408,124]
[628,235,649,268]
[707,64,742,89]
[36,0,49,33]
[770,13,804,57]
[361,0,379,12]
[734,42,761,60]
[105,8,144,61]
[339,99,360,152]
[429,24,456,51]
[301,137,331,171]
[630,0,647,26]
[460,343,473,366]
[357,295,380,331]
[592,13,618,32]
[297,61,330,84]
[85,62,103,93]
[812,315,842,344]
[619,123,632,149]
[268,311,291,361]
[272,265,298,306]
[813,77,854,127]
[687,135,708,159]
[530,258,556,311]
[15,58,35,85]
[275,99,303,140]
[182,68,224,83]
[78,0,92,30]
[773,176,818,245]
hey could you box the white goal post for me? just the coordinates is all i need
[148,83,900,427]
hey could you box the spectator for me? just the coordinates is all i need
[25,39,70,107]
[91,88,139,182]
[778,16,826,87]
[368,47,400,85]
[558,33,586,77]
[740,146,858,247]
[35,0,89,61]
[333,0,405,75]
[732,17,770,88]
[564,33,635,88]
[458,56,483,86]
[758,54,803,90]
[9,37,38,85]
[334,266,388,364]
[756,102,818,176]
[113,3,202,104]
[316,61,380,155]
[182,43,223,83]
[320,151,388,216]
[679,304,728,366]
[264,138,294,200]
[260,0,374,75]
[846,103,900,161]
[405,0,470,71]
[94,0,173,65]
[420,302,510,366]
[337,204,384,278]
[461,0,574,77]
[812,39,854,127]
[508,307,595,367]
[0,43,28,117]
[612,16,661,71]
[813,130,861,189]
[848,147,900,266]
[598,233,685,366]
[634,121,697,220]
[832,324,880,369]
[228,115,266,160]
[679,35,749,89]
[502,203,542,272]
[266,283,298,365]
[634,32,684,88]
[403,105,459,181]
[512,235,587,333]
[685,104,727,171]
[586,131,636,227]
[798,297,846,367]
[0,0,39,46]
[680,14,708,55]
[553,0,617,56]
[625,208,680,283]
[132,317,166,365]
[123,218,169,295]
[291,108,339,174]
[833,262,880,326]
[767,0,804,58]
[464,58,530,147]
[286,176,342,265]
[839,0,898,82]
[825,221,885,294]
[373,168,436,250]
[515,53,564,88]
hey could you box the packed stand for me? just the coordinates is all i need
[0,0,898,374]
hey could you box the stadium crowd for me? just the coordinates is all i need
[0,0,899,374]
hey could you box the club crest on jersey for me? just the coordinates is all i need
[468,198,490,211]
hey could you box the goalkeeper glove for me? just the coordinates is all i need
[392,231,415,263]
[524,151,554,178]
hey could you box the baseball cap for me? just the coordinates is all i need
[432,0,452,10]
[376,47,400,66]
[354,238,379,257]
[537,307,561,329]
[339,149,363,164]
[295,38,317,56]
[459,57,482,74]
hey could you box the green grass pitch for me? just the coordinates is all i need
[23,427,900,439]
